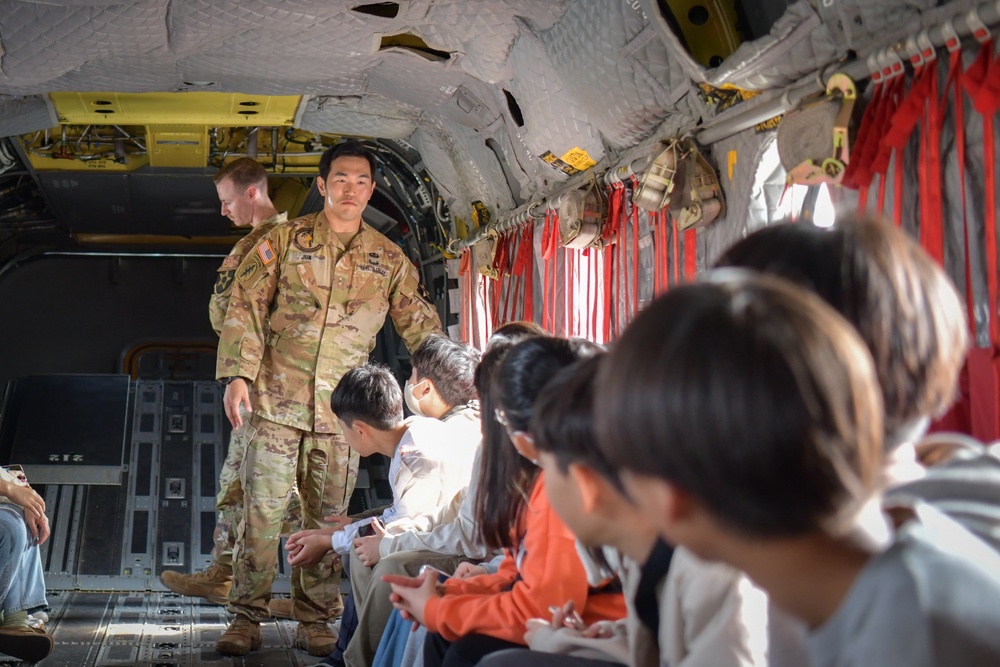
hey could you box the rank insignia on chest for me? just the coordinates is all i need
[256,239,276,265]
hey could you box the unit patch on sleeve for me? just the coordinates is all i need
[220,254,241,270]
[256,239,276,265]
[213,270,235,295]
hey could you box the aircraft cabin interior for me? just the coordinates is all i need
[1,0,999,665]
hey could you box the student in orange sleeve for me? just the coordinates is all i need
[387,337,627,667]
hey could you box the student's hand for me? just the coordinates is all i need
[452,562,487,579]
[223,379,252,429]
[27,511,50,546]
[2,481,45,523]
[285,531,333,568]
[321,514,353,531]
[353,519,386,566]
[548,600,586,632]
[389,570,440,627]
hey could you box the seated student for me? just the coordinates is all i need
[285,362,474,570]
[593,274,1000,667]
[0,466,54,663]
[363,323,549,667]
[716,217,968,487]
[482,354,768,667]
[342,327,543,667]
[315,336,480,667]
[387,337,627,667]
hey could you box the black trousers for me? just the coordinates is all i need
[423,631,522,667]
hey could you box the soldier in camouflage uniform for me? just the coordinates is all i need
[160,158,295,606]
[214,141,442,656]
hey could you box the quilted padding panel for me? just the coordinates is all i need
[0,1,169,89]
[0,94,57,137]
[540,0,683,149]
[506,29,605,184]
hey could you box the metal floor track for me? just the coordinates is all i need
[0,592,339,667]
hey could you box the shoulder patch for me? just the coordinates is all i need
[256,239,276,265]
[239,257,264,283]
[213,269,235,295]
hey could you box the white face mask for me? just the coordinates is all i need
[404,379,427,417]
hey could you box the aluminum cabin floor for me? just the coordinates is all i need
[0,592,339,666]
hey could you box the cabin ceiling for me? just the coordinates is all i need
[0,0,950,244]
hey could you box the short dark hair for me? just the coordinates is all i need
[717,217,968,443]
[530,355,620,490]
[330,363,403,430]
[411,335,481,407]
[595,274,884,538]
[319,139,377,181]
[213,157,268,190]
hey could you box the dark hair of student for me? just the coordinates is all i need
[330,362,403,431]
[595,274,885,538]
[213,156,268,190]
[530,355,621,489]
[716,217,968,445]
[487,321,547,350]
[319,139,377,181]
[530,353,619,572]
[475,337,602,552]
[411,335,482,407]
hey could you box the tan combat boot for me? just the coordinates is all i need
[294,621,338,656]
[216,616,262,655]
[268,597,292,619]
[160,563,232,605]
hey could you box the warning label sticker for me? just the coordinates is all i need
[540,146,596,176]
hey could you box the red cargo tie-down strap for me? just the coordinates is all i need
[843,61,887,206]
[603,182,625,340]
[684,228,697,281]
[511,222,534,322]
[870,65,906,217]
[963,34,1000,440]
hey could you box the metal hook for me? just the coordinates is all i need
[967,5,991,43]
[940,17,961,53]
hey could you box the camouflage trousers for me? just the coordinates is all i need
[211,421,302,571]
[228,414,359,623]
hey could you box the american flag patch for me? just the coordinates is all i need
[256,239,276,265]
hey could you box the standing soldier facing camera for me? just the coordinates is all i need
[160,157,295,609]
[214,141,442,656]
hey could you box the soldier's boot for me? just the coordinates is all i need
[268,597,292,619]
[216,616,262,656]
[160,563,232,605]
[294,622,338,656]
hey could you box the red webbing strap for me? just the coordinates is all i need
[650,211,662,296]
[883,62,930,226]
[541,212,554,331]
[872,74,906,217]
[630,177,641,318]
[547,212,561,333]
[503,232,520,324]
[459,251,471,343]
[618,191,629,336]
[843,71,886,194]
[924,54,945,263]
[684,228,697,281]
[480,278,490,343]
[672,217,680,285]
[563,245,570,336]
[568,249,577,336]
[517,223,534,322]
[964,39,1000,346]
[944,44,975,328]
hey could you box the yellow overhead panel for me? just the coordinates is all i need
[146,125,209,168]
[49,92,301,126]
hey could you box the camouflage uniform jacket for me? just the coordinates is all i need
[209,212,288,336]
[216,211,442,433]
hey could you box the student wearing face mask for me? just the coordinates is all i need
[314,334,482,667]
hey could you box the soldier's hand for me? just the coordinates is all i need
[286,532,332,568]
[223,378,252,429]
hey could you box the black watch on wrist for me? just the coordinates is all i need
[219,376,244,386]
